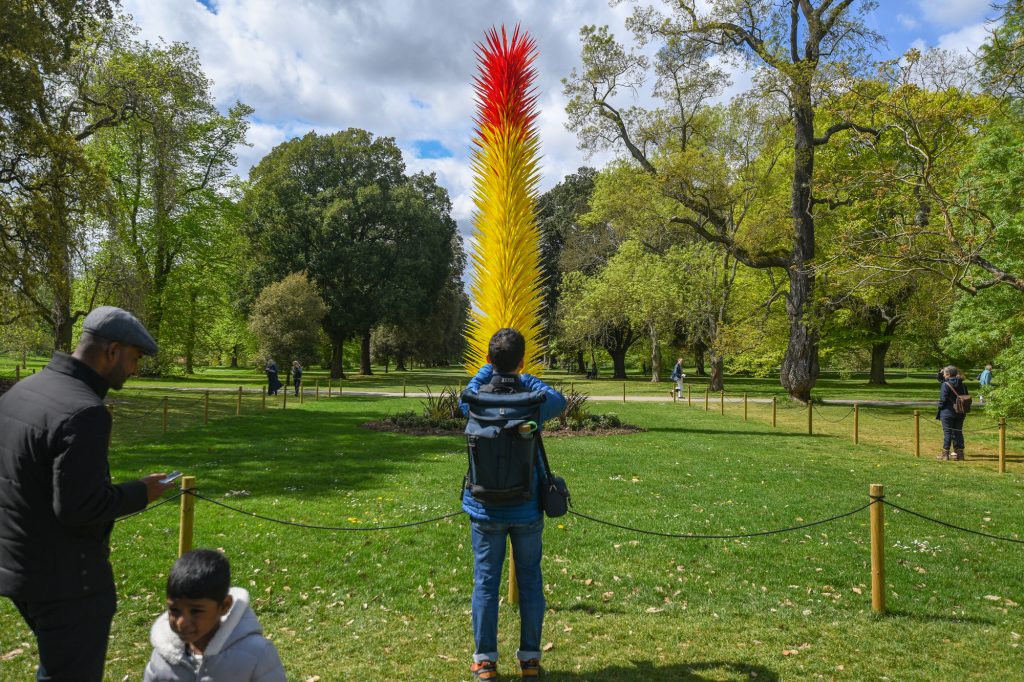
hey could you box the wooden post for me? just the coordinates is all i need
[914,410,920,457]
[508,543,519,605]
[282,388,287,410]
[15,366,20,382]
[807,400,813,436]
[262,385,266,409]
[403,378,406,398]
[236,386,242,416]
[178,476,196,557]
[771,396,777,428]
[672,387,677,403]
[704,388,709,411]
[162,397,168,435]
[107,404,114,447]
[869,483,886,614]
[687,384,691,406]
[328,379,332,398]
[570,382,574,394]
[854,403,859,444]
[316,380,320,401]
[720,390,724,415]
[204,391,210,425]
[299,382,304,404]
[743,393,748,420]
[999,413,1007,473]
[622,382,626,404]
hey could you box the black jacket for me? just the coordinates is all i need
[936,377,969,419]
[0,353,148,600]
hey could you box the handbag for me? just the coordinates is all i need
[536,434,571,518]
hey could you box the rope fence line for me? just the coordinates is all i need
[885,500,1024,545]
[811,404,855,423]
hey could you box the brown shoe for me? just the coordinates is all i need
[953,447,965,461]
[520,658,542,679]
[471,660,498,681]
[937,449,950,461]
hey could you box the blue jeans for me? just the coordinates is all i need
[940,413,965,449]
[470,517,545,663]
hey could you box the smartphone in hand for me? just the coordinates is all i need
[160,471,183,485]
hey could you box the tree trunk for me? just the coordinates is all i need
[576,350,586,375]
[693,340,707,376]
[869,341,890,385]
[359,330,373,375]
[709,355,725,392]
[230,344,239,369]
[608,347,628,379]
[779,85,820,403]
[330,338,346,379]
[184,291,197,375]
[649,324,662,382]
[396,351,407,372]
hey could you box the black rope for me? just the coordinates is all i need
[567,500,876,539]
[863,410,915,422]
[885,500,1024,545]
[188,490,465,531]
[117,490,186,520]
[811,404,855,423]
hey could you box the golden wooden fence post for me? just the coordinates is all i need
[282,388,287,410]
[299,382,304,404]
[720,390,724,415]
[204,391,210,425]
[262,385,266,409]
[508,543,519,605]
[807,400,813,436]
[107,404,114,447]
[162,397,168,435]
[178,476,196,557]
[687,384,691,406]
[999,413,1007,473]
[316,380,320,401]
[772,396,777,428]
[704,388,709,411]
[15,366,20,382]
[744,393,748,421]
[622,382,626,404]
[914,410,920,457]
[236,386,242,417]
[403,378,407,398]
[869,483,886,614]
[854,403,859,444]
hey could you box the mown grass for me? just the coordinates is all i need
[1,379,1022,680]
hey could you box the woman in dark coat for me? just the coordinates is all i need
[936,364,969,460]
[265,358,282,396]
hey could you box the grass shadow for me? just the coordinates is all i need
[543,659,779,681]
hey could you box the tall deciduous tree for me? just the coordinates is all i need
[564,1,883,401]
[242,130,458,378]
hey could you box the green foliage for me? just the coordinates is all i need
[248,273,327,366]
[420,386,462,422]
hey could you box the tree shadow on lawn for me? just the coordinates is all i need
[641,426,816,439]
[883,609,997,627]
[112,408,465,501]
[543,659,778,681]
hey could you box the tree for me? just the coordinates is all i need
[242,130,458,377]
[563,1,884,401]
[248,273,327,366]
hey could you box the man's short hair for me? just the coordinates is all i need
[488,328,525,373]
[167,549,230,602]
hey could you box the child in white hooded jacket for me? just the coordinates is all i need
[144,549,285,682]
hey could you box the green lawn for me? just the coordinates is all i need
[1,378,1022,680]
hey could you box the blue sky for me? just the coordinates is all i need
[123,0,999,246]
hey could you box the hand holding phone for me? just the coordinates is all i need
[160,471,183,485]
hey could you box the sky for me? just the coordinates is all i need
[122,0,1001,251]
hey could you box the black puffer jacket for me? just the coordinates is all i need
[0,353,147,601]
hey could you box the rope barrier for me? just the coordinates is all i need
[811,404,855,423]
[117,490,186,520]
[188,490,466,531]
[567,501,876,539]
[885,500,1024,545]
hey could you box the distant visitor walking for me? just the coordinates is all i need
[670,357,686,397]
[936,365,970,461]
[265,358,282,396]
[977,364,993,405]
[291,360,302,396]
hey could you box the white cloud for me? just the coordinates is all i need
[896,13,919,30]
[912,0,990,28]
[936,22,991,55]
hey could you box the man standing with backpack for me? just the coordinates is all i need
[460,328,566,680]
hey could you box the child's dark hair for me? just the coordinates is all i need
[488,328,525,373]
[167,548,230,602]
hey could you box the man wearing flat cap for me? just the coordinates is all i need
[0,306,178,682]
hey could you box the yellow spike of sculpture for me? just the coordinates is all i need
[464,26,545,376]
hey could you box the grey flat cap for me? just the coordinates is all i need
[82,306,159,356]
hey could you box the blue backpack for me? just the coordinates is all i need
[461,374,548,505]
